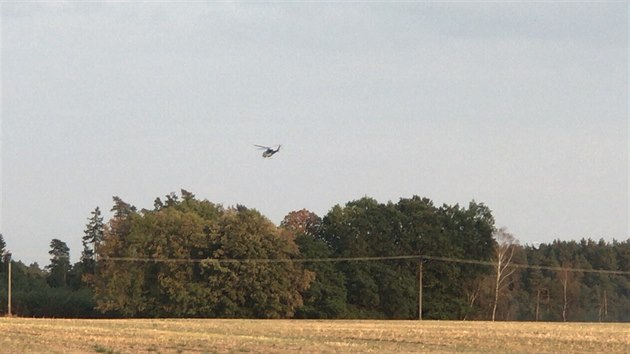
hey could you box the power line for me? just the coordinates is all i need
[100,254,630,276]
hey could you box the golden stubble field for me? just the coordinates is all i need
[0,317,628,353]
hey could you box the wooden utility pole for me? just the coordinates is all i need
[418,257,423,320]
[4,252,11,317]
[7,260,11,316]
[536,288,540,322]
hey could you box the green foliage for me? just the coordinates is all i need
[200,207,312,318]
[47,239,70,288]
[0,233,6,273]
[2,192,629,321]
[293,233,348,318]
[91,191,312,318]
[281,210,348,319]
[315,196,496,320]
[0,260,97,317]
[515,239,630,322]
[81,206,104,278]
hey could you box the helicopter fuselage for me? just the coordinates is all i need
[255,144,281,158]
[262,149,276,158]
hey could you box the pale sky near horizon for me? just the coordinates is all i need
[1,2,628,266]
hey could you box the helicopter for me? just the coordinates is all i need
[254,144,281,158]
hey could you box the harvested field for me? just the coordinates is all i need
[0,318,628,353]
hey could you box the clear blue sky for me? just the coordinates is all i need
[1,3,628,266]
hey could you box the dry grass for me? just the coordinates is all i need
[0,317,628,353]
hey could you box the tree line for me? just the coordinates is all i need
[1,190,628,321]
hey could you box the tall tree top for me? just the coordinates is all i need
[0,233,6,255]
[111,196,137,218]
[281,209,322,238]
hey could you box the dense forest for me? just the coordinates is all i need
[1,190,628,321]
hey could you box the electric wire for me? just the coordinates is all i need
[100,254,630,276]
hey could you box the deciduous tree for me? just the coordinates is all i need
[491,228,518,321]
[282,209,348,318]
[92,191,312,318]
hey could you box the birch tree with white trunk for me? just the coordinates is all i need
[491,228,518,321]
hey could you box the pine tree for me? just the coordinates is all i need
[0,233,6,273]
[82,207,104,269]
[47,239,70,288]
